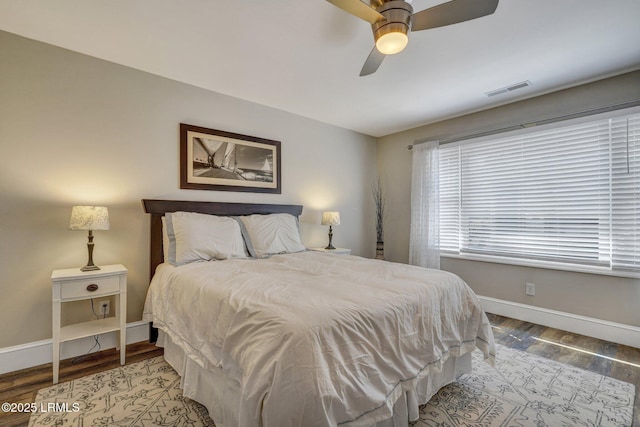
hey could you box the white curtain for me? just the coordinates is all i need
[409,141,440,269]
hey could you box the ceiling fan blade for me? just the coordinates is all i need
[360,47,386,76]
[326,0,385,24]
[411,0,499,31]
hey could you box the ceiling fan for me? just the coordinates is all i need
[327,0,499,76]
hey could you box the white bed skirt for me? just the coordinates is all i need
[157,330,472,427]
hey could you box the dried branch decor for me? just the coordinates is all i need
[373,178,385,260]
[373,178,385,242]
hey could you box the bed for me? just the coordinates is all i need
[141,199,495,427]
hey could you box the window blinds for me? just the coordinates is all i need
[610,114,640,269]
[439,110,640,272]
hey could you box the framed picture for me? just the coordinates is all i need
[180,123,281,194]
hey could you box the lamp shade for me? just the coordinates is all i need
[69,206,110,231]
[321,211,340,226]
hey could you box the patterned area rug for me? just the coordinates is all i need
[30,344,634,427]
[417,345,635,427]
[30,357,213,427]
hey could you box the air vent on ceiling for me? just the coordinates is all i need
[485,80,532,97]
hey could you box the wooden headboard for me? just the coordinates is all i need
[141,199,304,278]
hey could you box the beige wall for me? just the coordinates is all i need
[378,70,640,327]
[0,31,378,348]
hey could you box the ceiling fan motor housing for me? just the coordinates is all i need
[372,1,413,48]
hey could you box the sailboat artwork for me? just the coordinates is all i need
[192,137,274,182]
[181,124,280,194]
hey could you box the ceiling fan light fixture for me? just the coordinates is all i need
[376,30,408,55]
[328,0,500,76]
[371,1,413,55]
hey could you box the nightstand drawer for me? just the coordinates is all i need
[60,276,120,299]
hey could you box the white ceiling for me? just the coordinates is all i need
[1,0,639,137]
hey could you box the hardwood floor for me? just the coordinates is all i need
[488,313,640,426]
[0,317,638,426]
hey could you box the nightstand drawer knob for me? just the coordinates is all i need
[86,284,99,292]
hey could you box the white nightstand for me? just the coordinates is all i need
[51,264,127,384]
[309,247,351,255]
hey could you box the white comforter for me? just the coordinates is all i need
[143,252,494,427]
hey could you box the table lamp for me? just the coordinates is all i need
[69,206,110,271]
[321,211,340,250]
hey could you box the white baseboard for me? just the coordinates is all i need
[479,296,640,349]
[0,321,150,375]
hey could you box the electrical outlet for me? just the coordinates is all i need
[100,300,110,316]
[525,282,535,296]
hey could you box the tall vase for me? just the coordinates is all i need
[375,241,385,260]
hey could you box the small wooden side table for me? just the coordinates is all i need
[51,264,127,384]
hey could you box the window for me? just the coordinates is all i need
[439,109,640,273]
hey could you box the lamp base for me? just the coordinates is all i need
[325,225,336,250]
[81,230,100,272]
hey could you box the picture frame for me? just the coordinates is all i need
[180,123,281,194]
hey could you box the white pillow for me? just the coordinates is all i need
[162,216,170,262]
[165,211,247,265]
[240,213,305,258]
